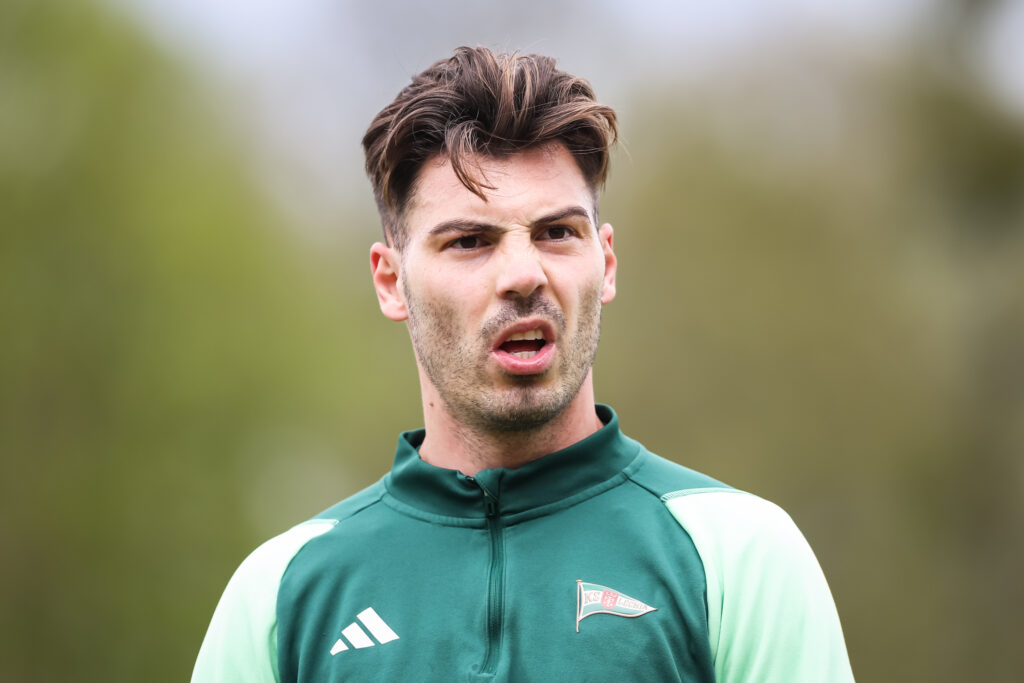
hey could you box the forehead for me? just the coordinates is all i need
[404,145,595,234]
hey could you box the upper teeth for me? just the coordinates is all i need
[506,329,543,342]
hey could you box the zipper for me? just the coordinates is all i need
[475,482,505,676]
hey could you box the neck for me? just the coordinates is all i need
[417,373,604,476]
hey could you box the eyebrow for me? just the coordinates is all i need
[426,205,594,238]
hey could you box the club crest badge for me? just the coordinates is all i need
[576,580,657,632]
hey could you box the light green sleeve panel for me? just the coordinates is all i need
[191,520,337,683]
[663,490,854,683]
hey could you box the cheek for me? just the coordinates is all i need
[578,279,603,315]
[408,286,474,337]
[564,274,605,331]
[566,263,606,303]
[409,268,470,301]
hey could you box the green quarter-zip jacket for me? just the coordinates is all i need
[192,406,853,682]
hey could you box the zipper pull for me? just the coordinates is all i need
[483,491,498,518]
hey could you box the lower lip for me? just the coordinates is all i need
[492,342,555,375]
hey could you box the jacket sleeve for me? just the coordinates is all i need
[664,490,854,682]
[191,520,336,683]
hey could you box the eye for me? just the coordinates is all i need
[539,225,575,241]
[448,235,484,250]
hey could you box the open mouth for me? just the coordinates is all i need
[498,329,548,360]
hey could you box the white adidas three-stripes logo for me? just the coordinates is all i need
[330,607,399,655]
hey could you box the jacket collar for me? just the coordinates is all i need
[384,405,641,521]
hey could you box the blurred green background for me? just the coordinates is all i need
[2,1,1022,681]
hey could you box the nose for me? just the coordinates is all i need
[494,235,548,299]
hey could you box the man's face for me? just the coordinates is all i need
[374,144,617,433]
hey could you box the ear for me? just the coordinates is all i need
[598,223,617,304]
[370,242,408,321]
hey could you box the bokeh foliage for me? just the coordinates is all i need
[2,1,1022,681]
[2,2,417,680]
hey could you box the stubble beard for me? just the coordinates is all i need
[403,278,603,435]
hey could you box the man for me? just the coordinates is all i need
[192,46,854,682]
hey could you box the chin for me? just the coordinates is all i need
[465,387,574,434]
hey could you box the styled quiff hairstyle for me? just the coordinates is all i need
[362,46,618,249]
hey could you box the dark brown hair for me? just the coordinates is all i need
[362,46,618,249]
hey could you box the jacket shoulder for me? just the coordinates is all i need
[661,488,854,682]
[191,479,389,682]
[310,477,387,524]
[625,445,731,498]
[191,519,338,683]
